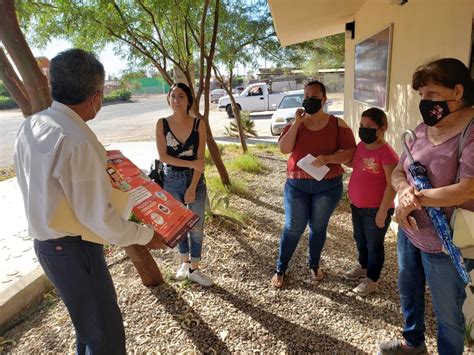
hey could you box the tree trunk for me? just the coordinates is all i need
[212,67,247,154]
[195,110,231,187]
[207,128,231,186]
[0,48,32,117]
[123,245,164,286]
[228,94,248,153]
[0,0,51,114]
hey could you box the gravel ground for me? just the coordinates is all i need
[1,150,447,354]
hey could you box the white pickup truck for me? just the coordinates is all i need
[218,83,286,117]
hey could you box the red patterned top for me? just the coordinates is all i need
[279,115,356,180]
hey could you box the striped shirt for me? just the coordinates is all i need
[401,121,474,253]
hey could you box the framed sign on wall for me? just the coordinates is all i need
[354,25,393,110]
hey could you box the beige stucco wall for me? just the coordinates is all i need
[344,0,473,153]
[343,0,474,334]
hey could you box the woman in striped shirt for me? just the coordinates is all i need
[379,58,474,355]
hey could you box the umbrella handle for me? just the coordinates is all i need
[402,130,416,164]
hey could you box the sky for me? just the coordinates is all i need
[31,39,128,77]
[30,38,269,80]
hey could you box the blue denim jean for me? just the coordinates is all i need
[397,228,469,355]
[163,167,206,262]
[351,205,394,281]
[34,236,126,355]
[276,176,343,273]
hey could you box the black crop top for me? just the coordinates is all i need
[162,118,200,170]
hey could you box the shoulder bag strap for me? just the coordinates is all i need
[194,118,201,132]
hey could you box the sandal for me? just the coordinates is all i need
[310,268,324,281]
[271,272,284,288]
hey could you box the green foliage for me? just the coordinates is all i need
[16,0,218,89]
[205,192,230,219]
[204,149,214,166]
[0,81,10,97]
[228,154,264,174]
[128,212,140,223]
[252,143,279,154]
[213,0,276,155]
[103,89,132,103]
[225,112,257,137]
[206,176,249,197]
[0,96,18,109]
[275,33,345,75]
[215,0,275,71]
[221,143,239,152]
[205,145,226,166]
[205,189,248,223]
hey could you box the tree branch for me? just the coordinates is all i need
[0,47,32,116]
[108,27,173,84]
[196,0,209,99]
[0,0,51,114]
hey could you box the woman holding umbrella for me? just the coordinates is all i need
[379,58,474,355]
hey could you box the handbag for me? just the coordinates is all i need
[450,119,474,255]
[148,159,164,187]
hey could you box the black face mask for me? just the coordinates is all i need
[358,127,378,144]
[419,100,456,127]
[302,97,322,114]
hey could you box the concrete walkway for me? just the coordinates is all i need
[1,140,473,336]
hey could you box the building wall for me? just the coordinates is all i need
[344,0,473,153]
[344,0,474,333]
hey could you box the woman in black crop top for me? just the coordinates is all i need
[155,83,213,287]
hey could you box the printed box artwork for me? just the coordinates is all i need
[106,150,199,247]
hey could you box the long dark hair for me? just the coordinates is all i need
[167,82,194,113]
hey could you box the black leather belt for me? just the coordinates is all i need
[165,165,192,171]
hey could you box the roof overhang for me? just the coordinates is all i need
[268,0,367,46]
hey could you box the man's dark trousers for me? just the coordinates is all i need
[34,236,126,355]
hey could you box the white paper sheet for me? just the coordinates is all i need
[296,154,330,181]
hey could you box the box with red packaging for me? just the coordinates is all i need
[106,150,199,248]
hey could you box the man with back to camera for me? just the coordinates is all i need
[14,48,166,354]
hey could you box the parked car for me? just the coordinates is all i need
[270,90,303,135]
[269,90,333,135]
[210,88,226,103]
[234,86,245,94]
[218,83,286,117]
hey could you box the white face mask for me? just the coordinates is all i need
[91,102,97,117]
[91,93,101,118]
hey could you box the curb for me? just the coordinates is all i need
[0,266,51,333]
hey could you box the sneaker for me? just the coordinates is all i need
[175,262,190,280]
[344,265,367,280]
[379,340,428,354]
[353,277,378,296]
[188,269,214,287]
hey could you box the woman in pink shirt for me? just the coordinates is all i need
[345,108,399,296]
[379,58,474,355]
